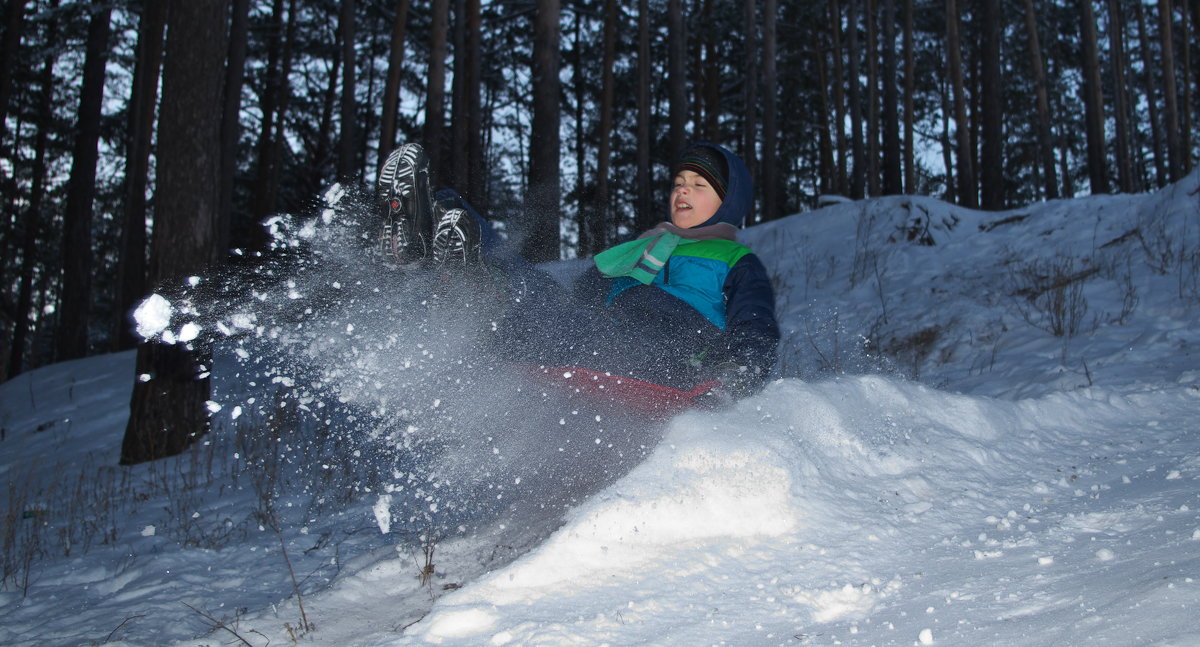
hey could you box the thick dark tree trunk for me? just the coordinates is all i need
[865,0,879,196]
[945,0,976,207]
[636,0,653,231]
[218,0,250,258]
[524,0,561,262]
[115,0,167,351]
[880,0,902,196]
[251,0,287,230]
[1021,0,1059,200]
[425,0,449,179]
[379,0,411,169]
[57,2,112,362]
[586,0,616,256]
[979,0,1004,209]
[1152,0,1180,180]
[902,0,914,193]
[1108,0,1136,193]
[337,0,357,180]
[7,6,56,379]
[1079,0,1109,194]
[1134,0,1166,187]
[762,0,779,219]
[829,0,849,196]
[742,0,758,204]
[847,0,865,199]
[122,0,229,466]
[667,0,686,165]
[0,0,27,144]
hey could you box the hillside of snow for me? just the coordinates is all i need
[1,172,1198,646]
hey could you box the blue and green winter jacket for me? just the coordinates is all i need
[579,143,780,385]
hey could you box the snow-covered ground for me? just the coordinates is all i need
[2,172,1199,646]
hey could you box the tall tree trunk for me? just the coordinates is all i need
[847,0,865,199]
[761,0,778,219]
[1158,0,1183,181]
[668,0,686,164]
[57,1,112,362]
[701,0,719,141]
[425,0,449,180]
[1178,0,1192,174]
[1108,0,1136,193]
[0,0,27,145]
[7,3,55,379]
[865,0,879,196]
[251,0,287,229]
[829,0,849,196]
[742,0,758,205]
[979,0,1004,209]
[379,0,411,170]
[636,0,653,231]
[115,0,166,351]
[337,0,357,180]
[814,23,836,198]
[524,0,561,262]
[1021,0,1059,199]
[452,0,469,190]
[902,0,914,193]
[1135,0,1166,187]
[218,0,249,258]
[464,0,483,207]
[1079,0,1109,194]
[122,0,230,466]
[588,0,616,256]
[944,0,975,207]
[880,0,902,196]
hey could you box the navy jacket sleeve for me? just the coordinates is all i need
[718,253,780,378]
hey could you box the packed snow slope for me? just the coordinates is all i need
[1,172,1198,647]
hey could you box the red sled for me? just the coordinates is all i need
[526,365,720,420]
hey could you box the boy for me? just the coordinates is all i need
[376,142,779,399]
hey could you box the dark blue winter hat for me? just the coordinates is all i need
[678,143,752,229]
[674,145,729,201]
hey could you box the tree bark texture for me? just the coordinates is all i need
[122,0,230,466]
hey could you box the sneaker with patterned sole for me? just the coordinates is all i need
[431,206,482,265]
[377,143,435,263]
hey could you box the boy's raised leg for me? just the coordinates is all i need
[377,143,435,263]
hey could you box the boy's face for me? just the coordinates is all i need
[669,170,722,229]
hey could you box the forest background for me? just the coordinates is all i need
[0,0,1197,460]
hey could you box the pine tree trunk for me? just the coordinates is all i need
[762,0,779,219]
[1134,0,1166,187]
[829,0,849,196]
[945,0,975,207]
[814,26,836,198]
[636,0,653,231]
[379,0,411,170]
[742,0,758,204]
[1108,0,1136,193]
[524,0,561,262]
[0,0,27,144]
[337,0,358,180]
[57,2,112,362]
[464,0,483,207]
[668,0,687,165]
[902,0,915,194]
[218,0,249,258]
[7,6,55,379]
[425,0,449,178]
[880,0,902,196]
[1177,0,1192,174]
[1158,0,1183,181]
[1021,0,1059,199]
[847,0,865,199]
[588,0,616,256]
[251,0,287,227]
[865,0,879,197]
[1079,0,1109,194]
[115,0,166,352]
[122,0,230,466]
[979,0,1004,209]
